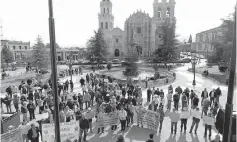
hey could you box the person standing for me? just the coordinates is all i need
[78,93,84,110]
[190,90,196,106]
[181,93,188,110]
[27,124,40,142]
[86,73,90,84]
[21,102,28,122]
[79,114,89,142]
[167,90,172,111]
[13,94,19,112]
[111,109,119,130]
[157,105,165,133]
[189,107,201,134]
[192,94,199,109]
[168,108,180,134]
[214,87,222,103]
[27,100,36,120]
[136,103,145,127]
[180,107,189,133]
[145,77,148,88]
[69,80,74,92]
[209,89,215,106]
[127,102,134,124]
[201,88,209,104]
[85,108,94,133]
[84,91,91,109]
[119,107,127,131]
[147,87,152,103]
[173,92,179,111]
[204,111,214,139]
[65,80,69,92]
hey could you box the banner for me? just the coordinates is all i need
[203,116,215,126]
[1,127,23,142]
[134,107,160,131]
[180,111,190,119]
[97,112,119,127]
[35,113,49,121]
[191,109,202,119]
[42,121,79,142]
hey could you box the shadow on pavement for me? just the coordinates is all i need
[126,125,156,141]
[190,133,200,142]
[165,134,177,142]
[177,133,187,142]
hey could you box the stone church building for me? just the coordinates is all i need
[98,0,176,58]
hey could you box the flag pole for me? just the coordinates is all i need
[48,0,61,141]
[222,6,236,142]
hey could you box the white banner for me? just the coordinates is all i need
[1,127,23,142]
[35,113,49,121]
[97,112,119,127]
[42,121,79,142]
[180,111,190,119]
[134,107,160,131]
[203,116,215,126]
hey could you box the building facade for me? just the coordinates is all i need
[191,26,226,55]
[98,0,176,58]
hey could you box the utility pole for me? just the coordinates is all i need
[48,0,61,141]
[222,7,236,142]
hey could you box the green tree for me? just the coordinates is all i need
[87,29,108,65]
[1,45,14,70]
[153,19,179,65]
[31,36,50,71]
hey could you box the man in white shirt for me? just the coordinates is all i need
[118,107,127,131]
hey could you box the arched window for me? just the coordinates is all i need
[104,8,106,13]
[101,22,103,29]
[158,8,162,18]
[19,46,22,50]
[114,49,120,57]
[105,22,108,29]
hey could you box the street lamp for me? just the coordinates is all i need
[191,53,198,86]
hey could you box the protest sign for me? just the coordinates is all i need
[191,109,202,119]
[1,127,23,142]
[42,121,79,142]
[180,111,190,119]
[35,113,49,121]
[97,112,119,127]
[203,115,215,126]
[134,107,160,131]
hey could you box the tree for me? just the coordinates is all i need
[208,9,235,64]
[1,45,14,70]
[45,43,60,49]
[153,18,179,65]
[31,36,50,71]
[87,29,108,65]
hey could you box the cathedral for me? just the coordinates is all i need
[98,0,176,58]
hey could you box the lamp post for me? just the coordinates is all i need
[69,56,73,81]
[191,53,198,86]
[48,0,60,141]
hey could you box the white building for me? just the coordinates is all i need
[98,0,176,58]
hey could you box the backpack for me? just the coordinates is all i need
[22,87,27,94]
[173,94,179,102]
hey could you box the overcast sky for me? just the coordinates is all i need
[0,0,235,47]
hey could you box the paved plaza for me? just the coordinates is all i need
[2,59,235,142]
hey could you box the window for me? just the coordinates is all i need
[107,8,109,13]
[158,11,161,18]
[166,8,170,17]
[13,46,16,50]
[137,27,141,33]
[104,8,106,13]
[25,46,27,50]
[19,46,21,50]
[158,35,162,38]
[116,39,119,43]
[101,22,103,29]
[105,22,108,29]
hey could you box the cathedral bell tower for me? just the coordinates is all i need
[98,0,114,31]
[153,0,175,19]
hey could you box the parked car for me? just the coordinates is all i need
[112,59,121,64]
[38,69,49,74]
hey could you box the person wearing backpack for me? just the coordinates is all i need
[181,93,188,110]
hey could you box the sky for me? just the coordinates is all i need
[0,0,236,48]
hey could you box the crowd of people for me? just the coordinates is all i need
[1,70,223,142]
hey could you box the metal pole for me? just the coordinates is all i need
[48,0,61,141]
[222,8,236,142]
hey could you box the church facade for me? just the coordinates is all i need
[98,0,176,58]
